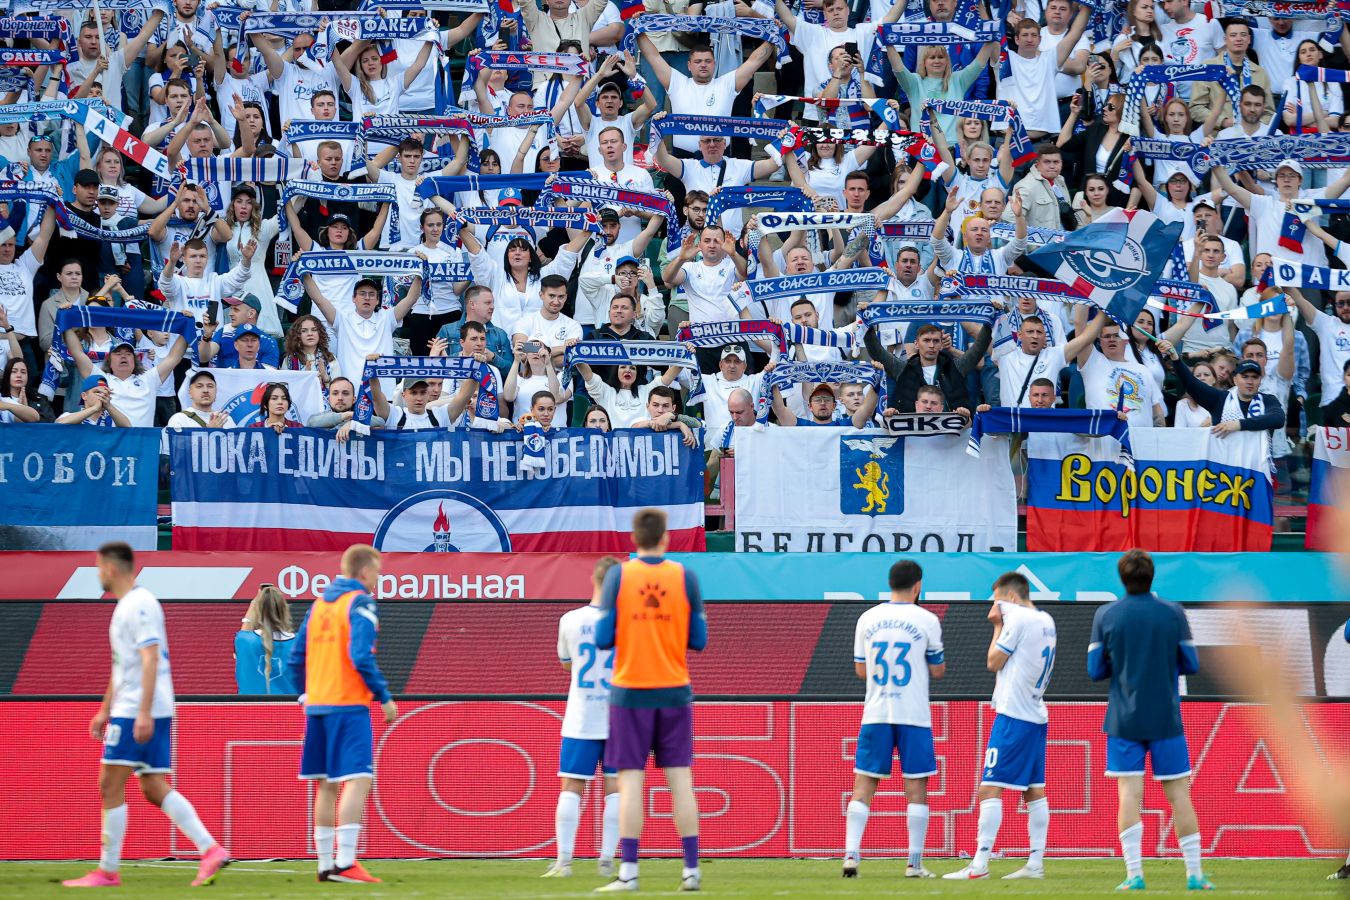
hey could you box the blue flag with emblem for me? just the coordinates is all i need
[1020,208,1182,326]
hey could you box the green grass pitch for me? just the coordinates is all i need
[2,859,1344,897]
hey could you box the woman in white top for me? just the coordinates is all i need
[1133,167,1199,240]
[1072,173,1116,226]
[1110,0,1163,82]
[574,362,683,430]
[335,38,435,120]
[213,185,283,337]
[502,343,570,420]
[451,213,587,335]
[1173,360,1216,427]
[400,207,467,355]
[791,138,875,208]
[1139,97,1217,187]
[1283,40,1344,135]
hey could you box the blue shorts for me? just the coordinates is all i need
[1106,733,1192,781]
[559,737,617,780]
[854,723,937,779]
[981,714,1047,790]
[102,716,172,775]
[300,709,373,782]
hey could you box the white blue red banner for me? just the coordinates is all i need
[168,428,705,552]
[1026,429,1273,552]
[732,428,1016,552]
[0,424,158,550]
[1307,426,1350,550]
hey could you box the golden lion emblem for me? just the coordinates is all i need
[853,461,889,514]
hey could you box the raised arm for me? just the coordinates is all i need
[636,33,673,90]
[1210,164,1254,209]
[733,42,774,93]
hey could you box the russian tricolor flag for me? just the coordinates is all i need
[1307,426,1350,550]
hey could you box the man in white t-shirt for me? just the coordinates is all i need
[1071,309,1164,427]
[843,559,945,879]
[252,27,339,128]
[994,314,1097,409]
[1288,286,1350,419]
[308,275,423,395]
[65,334,189,429]
[369,375,477,431]
[998,12,1090,137]
[157,237,255,326]
[1214,159,1350,269]
[1181,201,1245,291]
[700,346,764,436]
[651,124,782,238]
[1039,0,1090,102]
[577,212,664,328]
[635,38,774,153]
[0,206,55,343]
[776,0,878,122]
[1158,0,1224,82]
[369,138,429,249]
[512,275,583,365]
[1181,233,1240,356]
[663,224,747,326]
[589,127,657,245]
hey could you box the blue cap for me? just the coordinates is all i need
[499,188,523,207]
[1235,359,1263,376]
[81,373,109,393]
[614,255,641,269]
[233,323,264,341]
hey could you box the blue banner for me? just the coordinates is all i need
[168,428,705,553]
[0,424,158,550]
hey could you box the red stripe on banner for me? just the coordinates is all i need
[1305,501,1334,550]
[173,526,706,553]
[1026,507,1273,552]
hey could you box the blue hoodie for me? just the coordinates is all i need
[287,575,392,714]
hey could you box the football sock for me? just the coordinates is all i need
[555,791,581,864]
[973,798,1002,870]
[601,793,620,861]
[619,837,639,881]
[1119,823,1144,879]
[681,834,699,873]
[335,824,361,870]
[1344,848,1350,866]
[314,826,335,872]
[1026,797,1049,869]
[160,791,214,854]
[100,804,128,873]
[1178,832,1203,878]
[844,800,869,861]
[906,803,930,868]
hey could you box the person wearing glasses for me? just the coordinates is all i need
[235,584,297,695]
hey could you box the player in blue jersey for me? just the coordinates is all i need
[843,560,946,879]
[945,571,1056,881]
[543,556,623,879]
[1088,549,1213,892]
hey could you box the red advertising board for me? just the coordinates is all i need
[0,552,606,600]
[1,701,1342,860]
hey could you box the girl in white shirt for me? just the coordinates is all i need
[452,215,587,335]
[1174,360,1216,427]
[335,38,435,120]
[212,186,282,337]
[575,362,683,429]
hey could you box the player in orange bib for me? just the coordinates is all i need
[287,544,397,884]
[595,508,708,893]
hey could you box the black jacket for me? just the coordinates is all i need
[865,325,991,412]
[1170,357,1285,430]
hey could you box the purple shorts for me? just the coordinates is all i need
[604,705,694,771]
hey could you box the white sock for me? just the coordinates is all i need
[844,800,869,861]
[601,792,620,861]
[1026,797,1049,870]
[160,791,214,854]
[972,798,1002,871]
[555,791,581,864]
[1344,848,1350,866]
[1178,832,1203,878]
[99,805,127,873]
[906,803,930,868]
[335,824,361,870]
[314,826,335,873]
[619,861,638,881]
[1120,823,1144,879]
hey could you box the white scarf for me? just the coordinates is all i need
[1220,386,1263,423]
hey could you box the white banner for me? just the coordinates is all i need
[176,369,325,428]
[733,428,1017,552]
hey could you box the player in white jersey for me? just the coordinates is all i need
[843,560,946,879]
[62,543,230,889]
[945,571,1056,881]
[542,557,623,879]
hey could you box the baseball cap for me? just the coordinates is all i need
[324,212,354,229]
[223,293,263,312]
[810,384,836,401]
[81,373,109,392]
[614,255,641,269]
[233,323,264,341]
[402,377,430,390]
[74,168,100,187]
[188,370,216,386]
[110,338,137,352]
[0,226,15,244]
[96,185,120,202]
[1275,158,1304,176]
[720,345,746,361]
[1235,359,1263,376]
[354,277,381,294]
[499,188,523,207]
[599,206,622,223]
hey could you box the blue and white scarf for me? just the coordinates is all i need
[454,207,600,233]
[968,407,1133,467]
[0,14,69,41]
[1134,133,1350,173]
[622,15,790,68]
[736,268,892,313]
[278,250,429,307]
[331,14,435,42]
[363,0,492,9]
[278,179,398,251]
[182,156,313,185]
[1271,256,1350,292]
[1121,65,1240,137]
[285,119,366,145]
[953,274,1091,307]
[675,319,789,354]
[43,305,196,395]
[874,20,1003,45]
[0,182,146,243]
[649,114,792,144]
[353,355,500,434]
[561,340,702,399]
[879,220,938,242]
[706,186,813,233]
[759,361,886,423]
[470,50,589,78]
[920,99,1035,167]
[416,172,553,201]
[237,13,333,65]
[860,299,1001,327]
[786,321,859,353]
[990,220,1068,246]
[753,93,900,131]
[544,175,681,252]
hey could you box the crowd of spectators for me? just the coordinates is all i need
[0,0,1345,510]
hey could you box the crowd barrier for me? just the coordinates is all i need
[3,700,1344,860]
[5,423,1344,555]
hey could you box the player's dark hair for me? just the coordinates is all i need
[592,555,622,588]
[531,390,556,409]
[98,541,135,572]
[540,273,570,294]
[632,507,668,551]
[461,320,486,339]
[1029,377,1056,391]
[1117,548,1155,594]
[993,572,1031,601]
[888,559,923,593]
